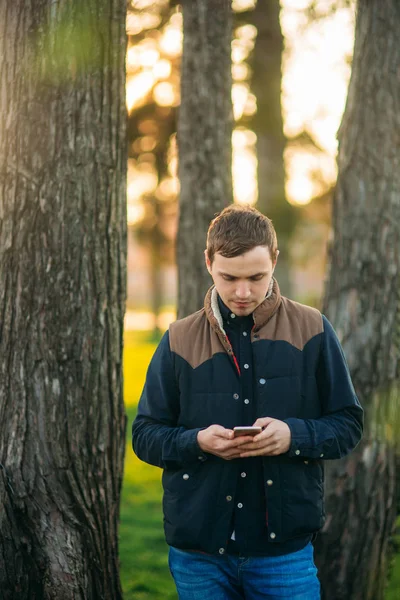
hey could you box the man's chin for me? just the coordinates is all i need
[230,302,253,315]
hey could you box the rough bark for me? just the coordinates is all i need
[314,2,400,598]
[249,0,295,296]
[177,0,233,318]
[0,1,127,598]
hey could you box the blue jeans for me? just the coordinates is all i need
[168,543,320,600]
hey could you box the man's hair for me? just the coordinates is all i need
[206,205,278,264]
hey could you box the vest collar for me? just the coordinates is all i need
[204,278,282,335]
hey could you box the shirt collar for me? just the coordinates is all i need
[205,278,282,336]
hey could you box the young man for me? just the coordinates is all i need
[132,205,363,600]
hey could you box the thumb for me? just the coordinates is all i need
[253,417,275,429]
[211,425,234,439]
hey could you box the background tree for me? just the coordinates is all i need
[0,1,127,597]
[177,0,233,318]
[315,1,400,598]
[248,0,296,295]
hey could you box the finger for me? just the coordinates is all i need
[224,435,256,448]
[240,442,280,456]
[253,417,274,428]
[213,427,234,439]
[221,449,243,459]
[240,432,276,449]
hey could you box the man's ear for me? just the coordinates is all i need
[204,249,212,275]
[273,249,279,272]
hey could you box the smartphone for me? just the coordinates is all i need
[233,426,262,437]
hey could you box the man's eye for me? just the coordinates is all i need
[251,275,264,281]
[223,276,235,281]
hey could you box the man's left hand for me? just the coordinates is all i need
[239,417,291,457]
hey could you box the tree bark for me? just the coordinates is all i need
[249,0,295,296]
[177,0,233,318]
[0,1,127,598]
[314,2,400,598]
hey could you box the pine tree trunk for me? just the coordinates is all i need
[177,0,233,318]
[250,0,295,296]
[315,2,400,598]
[0,1,127,598]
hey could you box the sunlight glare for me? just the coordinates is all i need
[160,27,183,57]
[153,59,172,79]
[232,0,256,12]
[154,81,177,106]
[126,72,155,112]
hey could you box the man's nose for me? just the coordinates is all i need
[236,283,251,299]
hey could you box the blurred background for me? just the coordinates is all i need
[125,0,353,336]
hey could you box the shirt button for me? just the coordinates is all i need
[259,378,266,385]
[233,393,239,399]
[270,532,276,539]
[295,450,300,455]
[183,474,189,480]
[243,331,248,336]
[237,503,243,508]
[230,313,236,319]
[241,472,247,478]
[244,364,249,369]
[267,479,273,486]
[320,453,324,458]
[198,456,205,461]
[304,460,309,465]
[226,495,232,502]
[219,548,225,554]
[244,399,250,404]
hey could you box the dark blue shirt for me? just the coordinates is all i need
[218,295,312,556]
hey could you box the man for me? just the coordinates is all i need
[132,205,363,599]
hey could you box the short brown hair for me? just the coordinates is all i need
[206,205,278,264]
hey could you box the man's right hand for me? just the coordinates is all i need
[197,425,254,460]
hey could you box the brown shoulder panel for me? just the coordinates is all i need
[257,296,323,351]
[169,309,226,369]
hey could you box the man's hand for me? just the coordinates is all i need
[238,417,291,457]
[197,425,255,460]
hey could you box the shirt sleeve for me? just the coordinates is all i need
[284,315,364,460]
[131,330,208,470]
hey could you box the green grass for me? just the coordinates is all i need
[120,329,400,599]
[121,334,177,600]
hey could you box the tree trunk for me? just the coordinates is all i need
[177,0,233,318]
[0,1,127,598]
[314,2,400,598]
[250,0,295,296]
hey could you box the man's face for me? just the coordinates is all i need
[205,246,277,317]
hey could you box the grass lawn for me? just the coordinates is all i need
[121,331,177,600]
[120,329,400,599]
